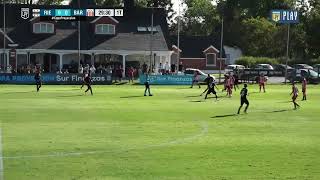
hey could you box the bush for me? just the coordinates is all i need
[310,57,320,65]
[235,56,279,68]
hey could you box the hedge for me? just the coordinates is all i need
[235,56,279,68]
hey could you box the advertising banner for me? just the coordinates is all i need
[0,73,112,85]
[139,75,193,85]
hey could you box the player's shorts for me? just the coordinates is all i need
[35,80,41,84]
[144,82,150,88]
[241,97,249,105]
[208,88,216,94]
[292,95,298,101]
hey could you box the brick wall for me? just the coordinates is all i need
[180,58,226,70]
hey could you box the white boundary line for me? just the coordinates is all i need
[2,120,208,160]
[0,128,4,180]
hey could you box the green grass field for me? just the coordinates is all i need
[0,84,320,180]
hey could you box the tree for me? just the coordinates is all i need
[173,0,219,36]
[37,0,64,5]
[135,0,175,22]
[305,2,320,58]
[95,0,122,6]
[240,17,280,57]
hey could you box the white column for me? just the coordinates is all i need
[6,51,9,68]
[167,54,171,65]
[59,54,63,71]
[91,53,95,66]
[27,52,30,65]
[122,54,126,77]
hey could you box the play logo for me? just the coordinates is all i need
[271,11,281,22]
[270,10,299,24]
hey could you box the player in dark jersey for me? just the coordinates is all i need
[200,74,213,96]
[80,72,86,89]
[34,69,42,92]
[84,73,93,95]
[290,82,300,110]
[205,78,219,100]
[144,74,153,96]
[237,84,249,114]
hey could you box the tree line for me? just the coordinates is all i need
[171,0,320,63]
[4,0,320,62]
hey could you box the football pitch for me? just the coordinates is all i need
[0,84,320,180]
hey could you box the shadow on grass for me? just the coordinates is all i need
[2,91,33,94]
[185,95,201,98]
[116,82,128,85]
[112,82,127,85]
[176,87,193,89]
[211,114,239,119]
[120,95,144,99]
[277,101,293,103]
[265,109,292,113]
[190,100,203,103]
[56,94,84,98]
[248,91,262,94]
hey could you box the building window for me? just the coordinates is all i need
[33,23,54,34]
[95,24,115,35]
[206,53,216,66]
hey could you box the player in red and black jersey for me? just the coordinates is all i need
[84,73,93,95]
[290,83,300,110]
[302,78,307,101]
[259,74,267,93]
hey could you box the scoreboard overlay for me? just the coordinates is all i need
[21,8,123,21]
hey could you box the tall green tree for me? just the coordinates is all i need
[94,0,122,6]
[305,1,320,58]
[37,0,64,5]
[171,0,219,36]
[135,0,175,22]
[240,17,281,57]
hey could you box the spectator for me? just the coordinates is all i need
[78,64,84,74]
[97,65,104,74]
[7,65,12,74]
[164,62,170,74]
[128,66,134,83]
[142,62,148,74]
[178,61,184,72]
[107,65,112,75]
[90,65,96,74]
[27,65,31,74]
[171,63,176,74]
[84,64,90,73]
[118,65,123,82]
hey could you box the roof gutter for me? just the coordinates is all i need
[0,28,14,44]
